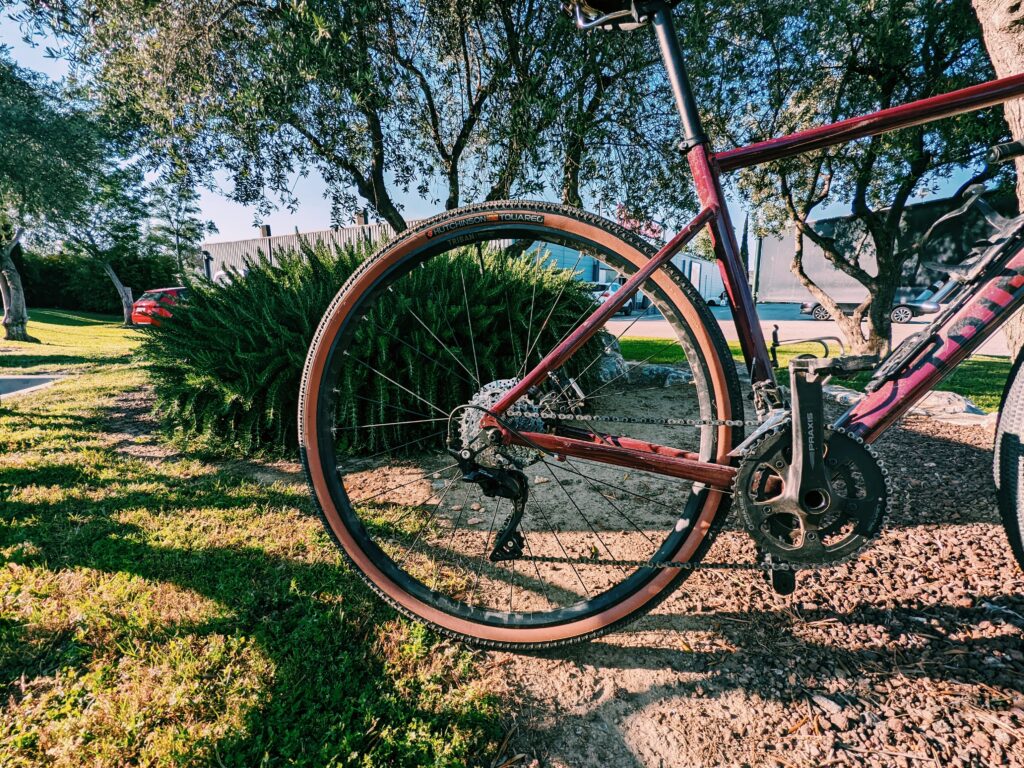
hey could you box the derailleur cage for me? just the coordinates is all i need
[450,444,530,562]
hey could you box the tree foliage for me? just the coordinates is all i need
[0,47,104,340]
[18,0,695,230]
[149,176,218,278]
[696,0,1010,353]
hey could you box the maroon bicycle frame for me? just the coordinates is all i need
[487,3,1024,490]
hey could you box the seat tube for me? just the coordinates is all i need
[650,5,776,387]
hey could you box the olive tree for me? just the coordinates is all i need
[48,163,155,326]
[971,1,1024,358]
[697,0,1008,355]
[0,50,101,341]
[17,0,696,231]
[150,176,217,278]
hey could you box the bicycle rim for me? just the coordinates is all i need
[300,201,743,647]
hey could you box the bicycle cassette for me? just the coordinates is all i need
[735,422,889,566]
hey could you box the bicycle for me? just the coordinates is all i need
[297,0,1024,649]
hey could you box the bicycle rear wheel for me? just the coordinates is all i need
[299,201,743,649]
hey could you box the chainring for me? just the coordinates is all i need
[735,421,889,565]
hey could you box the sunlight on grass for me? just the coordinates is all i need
[0,310,140,374]
[0,311,502,767]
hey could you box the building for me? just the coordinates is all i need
[201,220,725,301]
[751,193,1018,304]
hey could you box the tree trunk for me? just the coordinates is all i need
[101,261,135,326]
[791,228,883,355]
[972,1,1024,355]
[0,231,34,342]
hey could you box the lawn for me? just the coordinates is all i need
[618,337,1011,413]
[0,311,502,767]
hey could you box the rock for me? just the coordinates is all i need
[593,331,628,383]
[911,390,983,416]
[824,384,865,406]
[812,694,843,715]
[467,517,483,525]
[625,362,693,387]
[664,368,692,387]
[595,350,628,383]
[828,712,850,731]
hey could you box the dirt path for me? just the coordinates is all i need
[103,385,1024,766]
[492,417,1024,768]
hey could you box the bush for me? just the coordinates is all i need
[139,240,599,457]
[15,246,177,314]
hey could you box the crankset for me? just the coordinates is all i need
[734,421,889,565]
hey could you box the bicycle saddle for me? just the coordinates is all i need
[572,0,681,30]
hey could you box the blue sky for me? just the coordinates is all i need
[1,12,976,247]
[1,14,439,241]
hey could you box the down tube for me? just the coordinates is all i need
[836,243,1024,441]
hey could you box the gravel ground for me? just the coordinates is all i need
[490,415,1024,768]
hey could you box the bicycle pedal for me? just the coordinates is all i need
[790,354,879,378]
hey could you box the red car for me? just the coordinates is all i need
[131,287,190,326]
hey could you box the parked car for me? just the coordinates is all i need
[800,281,958,323]
[586,282,636,315]
[131,287,190,326]
[706,290,729,307]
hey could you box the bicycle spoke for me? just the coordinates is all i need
[311,221,732,634]
[363,315,476,389]
[399,295,480,387]
[342,352,450,417]
[345,460,459,505]
[460,268,482,387]
[542,462,628,576]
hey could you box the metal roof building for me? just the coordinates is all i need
[200,219,725,301]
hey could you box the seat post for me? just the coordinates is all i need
[650,4,707,151]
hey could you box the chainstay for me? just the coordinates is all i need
[502,410,774,569]
[509,553,830,571]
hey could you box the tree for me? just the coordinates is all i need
[702,0,1007,354]
[49,163,153,325]
[0,49,102,341]
[971,1,1024,357]
[149,177,217,278]
[19,0,696,231]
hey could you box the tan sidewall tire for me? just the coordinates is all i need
[299,201,742,648]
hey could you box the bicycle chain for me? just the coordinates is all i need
[505,409,760,428]
[502,409,830,572]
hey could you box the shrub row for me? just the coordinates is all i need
[14,246,178,315]
[139,240,598,457]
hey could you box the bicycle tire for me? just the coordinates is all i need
[299,200,744,649]
[995,347,1024,572]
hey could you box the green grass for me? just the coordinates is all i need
[619,336,1011,413]
[0,312,502,767]
[0,309,139,374]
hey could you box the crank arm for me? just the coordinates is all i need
[788,364,833,509]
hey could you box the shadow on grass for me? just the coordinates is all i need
[28,309,122,327]
[0,412,501,766]
[0,354,107,370]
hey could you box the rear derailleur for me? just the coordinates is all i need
[449,437,529,562]
[734,357,890,595]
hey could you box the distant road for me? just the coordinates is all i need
[605,302,1010,357]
